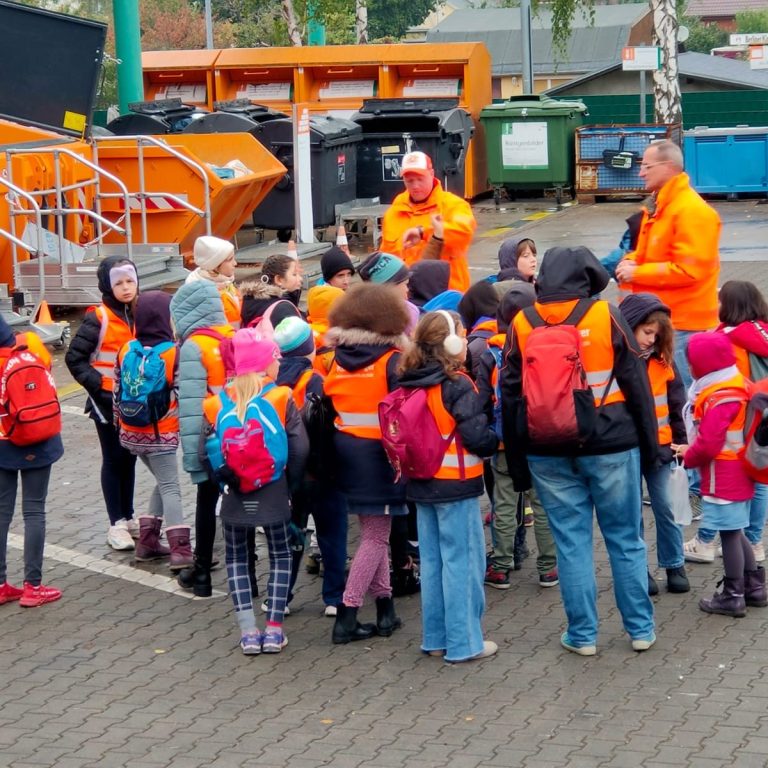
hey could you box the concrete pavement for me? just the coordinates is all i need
[3,198,768,768]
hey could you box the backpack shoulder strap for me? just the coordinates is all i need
[704,387,749,412]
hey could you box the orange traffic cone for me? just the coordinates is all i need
[287,239,299,261]
[336,224,350,256]
[36,300,53,325]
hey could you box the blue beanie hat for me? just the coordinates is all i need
[273,316,315,357]
[358,251,410,285]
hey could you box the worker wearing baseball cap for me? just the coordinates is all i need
[380,151,476,293]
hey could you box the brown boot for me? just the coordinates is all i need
[166,526,193,572]
[135,516,170,562]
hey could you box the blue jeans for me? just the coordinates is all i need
[673,329,695,392]
[528,448,654,647]
[697,483,768,545]
[642,462,684,569]
[311,485,348,607]
[416,497,486,662]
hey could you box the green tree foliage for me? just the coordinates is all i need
[680,15,727,54]
[367,0,439,41]
[736,11,768,34]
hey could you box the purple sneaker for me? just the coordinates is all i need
[240,632,263,656]
[261,628,288,653]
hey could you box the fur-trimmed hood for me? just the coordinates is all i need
[325,325,409,372]
[238,280,283,300]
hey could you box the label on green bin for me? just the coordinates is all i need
[501,121,548,169]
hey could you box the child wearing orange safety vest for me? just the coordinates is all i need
[619,293,689,597]
[65,256,138,552]
[397,310,498,663]
[185,236,242,328]
[477,284,558,590]
[113,291,192,572]
[202,330,308,655]
[677,332,763,618]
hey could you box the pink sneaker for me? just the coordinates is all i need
[0,582,23,604]
[19,582,62,607]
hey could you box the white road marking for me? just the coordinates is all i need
[7,533,227,599]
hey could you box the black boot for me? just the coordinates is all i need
[375,596,403,637]
[666,566,690,594]
[177,560,212,598]
[647,570,659,596]
[391,566,421,597]
[745,566,768,607]
[332,604,376,644]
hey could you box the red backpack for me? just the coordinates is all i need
[379,386,463,483]
[521,299,610,445]
[0,344,61,445]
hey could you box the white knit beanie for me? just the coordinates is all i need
[193,236,234,271]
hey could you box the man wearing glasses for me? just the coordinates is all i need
[615,139,721,389]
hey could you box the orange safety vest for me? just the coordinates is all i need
[425,375,484,481]
[291,368,315,411]
[12,332,52,368]
[324,349,398,440]
[188,325,235,395]
[89,304,134,392]
[202,380,290,431]
[471,318,498,337]
[693,374,748,464]
[513,299,625,408]
[647,357,674,446]
[220,290,242,329]
[116,342,178,436]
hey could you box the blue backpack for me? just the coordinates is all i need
[117,340,174,436]
[205,383,289,493]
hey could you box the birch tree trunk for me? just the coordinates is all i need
[281,0,303,46]
[356,0,368,45]
[651,0,682,125]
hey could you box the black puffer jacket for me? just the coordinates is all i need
[398,361,498,502]
[65,255,135,422]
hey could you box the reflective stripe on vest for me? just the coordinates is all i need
[90,305,134,392]
[426,377,484,481]
[325,350,398,440]
[648,357,674,445]
[513,299,625,409]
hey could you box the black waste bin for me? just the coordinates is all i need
[352,98,474,204]
[106,98,207,135]
[251,115,362,232]
[182,99,286,137]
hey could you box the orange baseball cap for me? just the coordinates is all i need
[400,151,434,177]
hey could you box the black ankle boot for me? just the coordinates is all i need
[177,562,212,598]
[391,567,421,597]
[666,566,690,594]
[332,604,376,644]
[375,596,403,637]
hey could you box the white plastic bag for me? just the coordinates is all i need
[670,458,692,526]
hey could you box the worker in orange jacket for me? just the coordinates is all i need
[615,139,721,389]
[380,151,476,293]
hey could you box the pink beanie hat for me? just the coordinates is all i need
[232,328,281,376]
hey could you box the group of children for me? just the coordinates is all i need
[0,229,766,658]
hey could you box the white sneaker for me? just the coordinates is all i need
[684,535,716,563]
[753,541,766,562]
[107,520,135,551]
[124,518,140,539]
[260,601,290,616]
[324,605,338,617]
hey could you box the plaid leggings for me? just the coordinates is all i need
[223,520,292,627]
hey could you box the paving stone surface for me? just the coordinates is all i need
[3,199,768,767]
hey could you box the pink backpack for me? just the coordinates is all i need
[378,386,463,482]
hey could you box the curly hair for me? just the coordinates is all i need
[398,311,464,378]
[260,254,295,286]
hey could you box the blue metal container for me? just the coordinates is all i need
[684,126,768,195]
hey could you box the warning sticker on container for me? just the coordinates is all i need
[319,80,375,100]
[402,78,460,97]
[63,110,86,133]
[154,84,207,103]
[237,82,292,101]
[338,153,346,184]
[501,121,549,169]
[382,154,404,181]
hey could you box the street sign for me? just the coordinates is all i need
[622,47,661,71]
[750,45,768,70]
[731,33,768,46]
